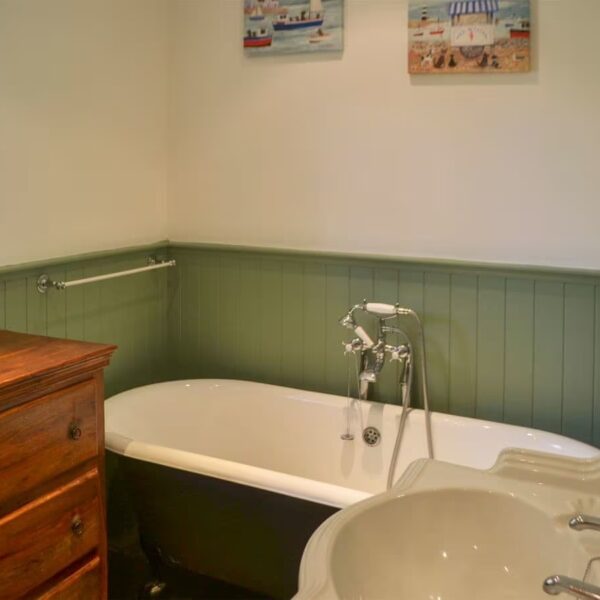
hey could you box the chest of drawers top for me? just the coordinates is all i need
[0,330,116,411]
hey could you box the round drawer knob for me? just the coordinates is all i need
[71,516,84,537]
[69,422,82,441]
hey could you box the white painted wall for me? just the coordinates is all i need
[0,0,168,267]
[168,0,600,269]
[2,1,598,270]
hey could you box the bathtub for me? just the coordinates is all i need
[105,379,599,598]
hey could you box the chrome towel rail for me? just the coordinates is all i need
[37,257,176,294]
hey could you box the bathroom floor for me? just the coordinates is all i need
[109,551,271,600]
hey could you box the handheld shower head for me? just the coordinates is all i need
[365,303,398,317]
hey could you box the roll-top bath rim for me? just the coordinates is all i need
[104,380,600,510]
[107,431,368,508]
[37,256,176,293]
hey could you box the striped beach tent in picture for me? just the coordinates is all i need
[449,0,500,16]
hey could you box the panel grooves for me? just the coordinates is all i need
[474,275,480,419]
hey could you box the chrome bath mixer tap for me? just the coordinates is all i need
[339,301,434,464]
[339,301,419,401]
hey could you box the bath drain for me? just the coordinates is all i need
[363,426,381,447]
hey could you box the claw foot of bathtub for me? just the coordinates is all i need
[141,580,168,599]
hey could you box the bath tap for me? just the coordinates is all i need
[340,314,402,400]
[339,302,424,403]
[543,575,600,599]
[357,338,388,398]
[338,301,434,464]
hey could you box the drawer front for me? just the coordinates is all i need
[0,470,100,600]
[34,556,101,600]
[0,379,98,509]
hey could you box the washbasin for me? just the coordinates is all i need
[296,452,600,600]
[331,489,586,599]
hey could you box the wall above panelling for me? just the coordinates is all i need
[3,1,599,271]
[0,0,169,268]
[168,0,600,270]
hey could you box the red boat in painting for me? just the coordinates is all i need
[244,31,272,48]
[510,28,530,39]
[510,20,530,39]
[429,18,445,36]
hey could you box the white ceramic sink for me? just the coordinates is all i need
[296,451,600,600]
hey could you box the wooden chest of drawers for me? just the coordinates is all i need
[0,331,115,600]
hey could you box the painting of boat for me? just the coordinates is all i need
[244,29,273,48]
[273,0,325,31]
[408,0,530,74]
[244,0,343,55]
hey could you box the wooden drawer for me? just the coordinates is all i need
[0,379,98,510]
[0,470,100,600]
[34,556,101,600]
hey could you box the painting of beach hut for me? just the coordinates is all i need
[244,0,343,55]
[408,0,530,74]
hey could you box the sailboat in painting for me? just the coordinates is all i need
[244,0,287,15]
[249,4,265,21]
[273,0,325,31]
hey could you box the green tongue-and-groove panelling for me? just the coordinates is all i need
[0,241,599,447]
[0,243,170,398]
[169,244,600,448]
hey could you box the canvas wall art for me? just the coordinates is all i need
[408,0,530,74]
[244,0,343,55]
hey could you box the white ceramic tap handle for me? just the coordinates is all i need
[353,325,375,349]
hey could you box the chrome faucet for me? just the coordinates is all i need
[339,301,434,463]
[543,515,600,599]
[543,575,600,599]
[570,515,600,532]
[339,302,409,401]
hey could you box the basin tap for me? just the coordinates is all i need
[543,575,600,599]
[570,515,600,532]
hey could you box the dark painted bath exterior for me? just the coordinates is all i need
[116,454,338,599]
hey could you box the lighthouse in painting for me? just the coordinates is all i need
[273,0,325,30]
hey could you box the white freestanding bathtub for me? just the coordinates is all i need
[105,379,599,598]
